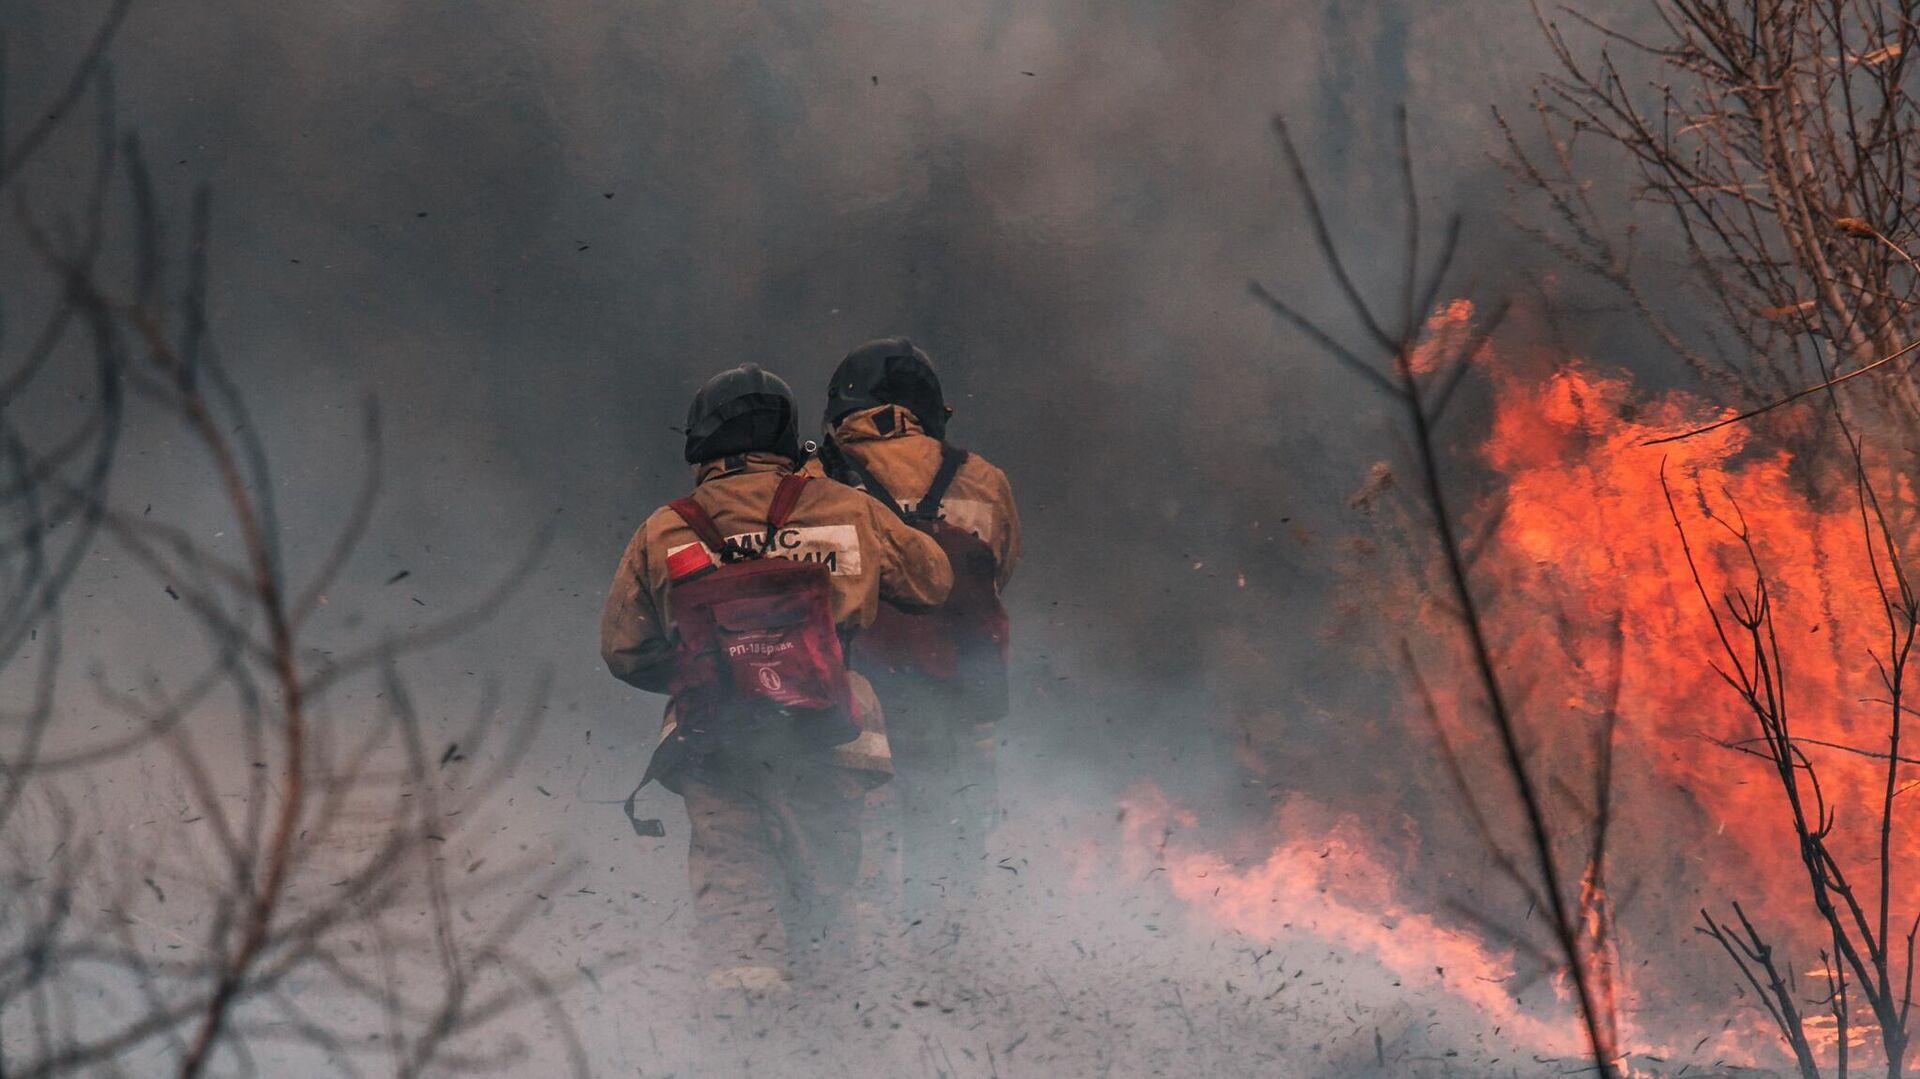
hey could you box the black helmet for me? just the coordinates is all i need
[824,337,948,439]
[684,363,803,464]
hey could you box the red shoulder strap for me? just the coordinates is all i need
[669,473,808,560]
[667,496,728,551]
[767,472,810,530]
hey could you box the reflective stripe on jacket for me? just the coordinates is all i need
[600,451,953,777]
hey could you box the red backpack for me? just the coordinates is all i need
[658,473,858,757]
[837,444,1010,722]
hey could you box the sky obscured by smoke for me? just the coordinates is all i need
[10,0,1573,766]
[5,1,1735,1075]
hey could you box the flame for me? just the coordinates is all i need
[1120,300,1918,1070]
[1458,303,1916,1067]
[1479,352,1915,916]
[1406,298,1482,375]
[1118,782,1586,1055]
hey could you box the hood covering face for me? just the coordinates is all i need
[823,337,948,439]
[683,363,803,464]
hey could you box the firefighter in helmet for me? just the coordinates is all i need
[599,363,951,994]
[813,338,1021,920]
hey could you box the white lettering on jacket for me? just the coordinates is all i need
[668,524,863,576]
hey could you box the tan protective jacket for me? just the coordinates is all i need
[813,404,1021,590]
[600,452,953,775]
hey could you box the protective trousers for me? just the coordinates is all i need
[681,732,865,988]
[869,676,998,918]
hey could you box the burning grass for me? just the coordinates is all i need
[1127,299,1920,1073]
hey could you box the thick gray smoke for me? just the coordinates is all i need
[4,2,1744,1076]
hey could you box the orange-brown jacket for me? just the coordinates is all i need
[810,404,1020,591]
[600,451,953,776]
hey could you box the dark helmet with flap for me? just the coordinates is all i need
[683,363,803,464]
[824,336,949,439]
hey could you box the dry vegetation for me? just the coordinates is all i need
[1511,2,1920,1075]
[0,6,584,1075]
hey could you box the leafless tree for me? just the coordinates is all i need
[1668,386,1917,1078]
[1252,109,1627,1077]
[0,6,586,1074]
[1512,3,1920,1075]
[1507,0,1920,446]
[0,0,132,849]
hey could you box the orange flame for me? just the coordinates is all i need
[1480,353,1915,914]
[1120,300,1917,1070]
[1118,782,1587,1055]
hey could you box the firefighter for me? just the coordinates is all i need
[813,337,1021,919]
[599,363,952,996]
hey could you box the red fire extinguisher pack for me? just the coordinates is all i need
[839,445,1011,722]
[661,473,858,753]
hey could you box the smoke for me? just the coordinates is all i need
[0,1,1777,1075]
